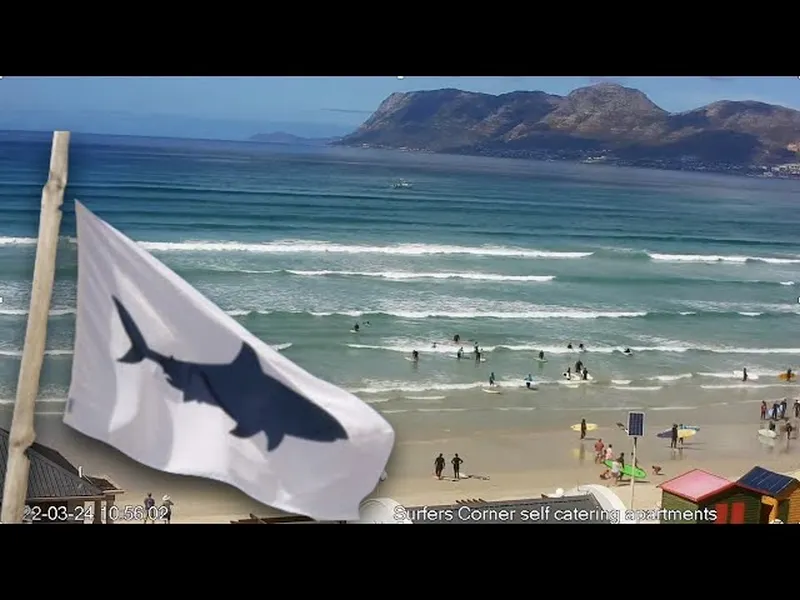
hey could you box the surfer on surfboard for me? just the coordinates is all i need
[623,347,632,356]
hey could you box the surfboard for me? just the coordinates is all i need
[483,388,501,394]
[779,373,796,381]
[603,460,646,480]
[534,358,548,363]
[656,428,697,439]
[758,429,778,439]
[349,329,359,334]
[571,423,598,432]
[404,357,417,362]
[562,374,593,382]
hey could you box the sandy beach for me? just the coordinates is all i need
[5,396,798,523]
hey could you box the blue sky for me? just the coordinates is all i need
[0,76,796,140]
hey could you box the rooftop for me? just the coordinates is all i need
[737,466,798,498]
[0,427,109,502]
[659,469,734,503]
[405,495,614,524]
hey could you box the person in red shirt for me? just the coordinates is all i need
[594,439,605,463]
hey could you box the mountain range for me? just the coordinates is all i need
[335,83,800,172]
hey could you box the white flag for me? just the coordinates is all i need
[64,201,395,521]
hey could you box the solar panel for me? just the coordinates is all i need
[627,411,644,437]
[739,466,794,496]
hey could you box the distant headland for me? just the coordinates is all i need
[331,83,800,179]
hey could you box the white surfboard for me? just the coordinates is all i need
[350,329,359,334]
[534,358,548,363]
[758,429,777,439]
[404,357,417,362]
[483,388,501,394]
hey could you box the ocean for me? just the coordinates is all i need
[2,130,800,435]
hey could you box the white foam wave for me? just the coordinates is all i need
[138,239,594,259]
[285,269,556,282]
[0,236,39,246]
[649,406,698,411]
[780,281,795,286]
[350,380,487,394]
[405,395,446,401]
[738,311,762,317]
[322,309,646,320]
[611,380,631,385]
[0,349,73,357]
[611,385,663,391]
[700,384,790,390]
[272,343,292,351]
[0,397,65,406]
[0,308,76,317]
[648,252,800,264]
[649,373,693,382]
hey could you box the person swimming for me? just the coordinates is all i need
[432,342,437,348]
[411,350,419,361]
[567,343,573,350]
[524,374,534,389]
[538,350,545,360]
[489,372,496,386]
[353,323,359,332]
[457,347,464,359]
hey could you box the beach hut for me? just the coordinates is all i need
[736,467,800,524]
[658,468,761,524]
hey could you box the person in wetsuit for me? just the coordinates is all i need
[489,372,496,386]
[623,348,632,356]
[434,454,446,479]
[567,343,573,350]
[353,323,359,332]
[579,343,585,352]
[580,418,587,440]
[575,359,583,373]
[582,367,589,381]
[742,367,748,382]
[538,350,545,360]
[452,454,463,480]
[457,347,463,359]
[565,367,572,379]
[411,350,419,361]
[525,374,533,389]
[475,349,482,362]
[454,334,460,343]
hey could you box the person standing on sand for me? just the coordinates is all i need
[143,492,156,524]
[670,424,678,449]
[161,495,174,524]
[678,424,686,447]
[794,399,800,418]
[785,422,794,442]
[761,401,767,420]
[594,439,604,463]
[780,399,788,419]
[610,459,621,485]
[434,454,445,479]
[452,454,463,480]
[604,444,614,462]
[580,418,587,440]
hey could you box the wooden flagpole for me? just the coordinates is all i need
[1,131,70,523]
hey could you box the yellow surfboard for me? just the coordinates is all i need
[571,423,598,432]
[779,372,796,381]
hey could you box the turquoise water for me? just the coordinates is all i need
[1,130,800,423]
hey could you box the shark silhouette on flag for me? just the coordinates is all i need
[112,296,349,451]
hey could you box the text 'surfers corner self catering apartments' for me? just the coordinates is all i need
[658,469,763,524]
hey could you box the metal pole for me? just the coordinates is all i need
[630,436,637,516]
